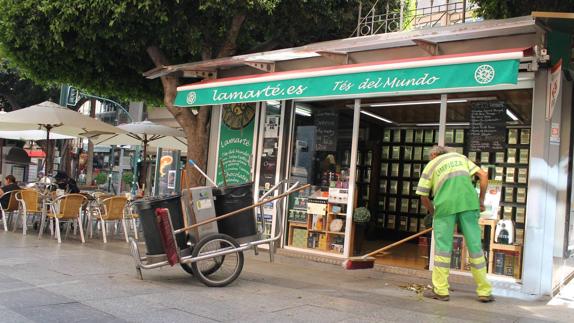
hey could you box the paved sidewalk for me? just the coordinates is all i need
[0,231,572,322]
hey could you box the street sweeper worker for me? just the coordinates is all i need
[416,146,493,303]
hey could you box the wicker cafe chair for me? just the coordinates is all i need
[44,194,87,243]
[85,193,113,237]
[0,190,20,231]
[14,189,42,235]
[92,196,129,243]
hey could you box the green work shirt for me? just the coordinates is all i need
[416,152,480,217]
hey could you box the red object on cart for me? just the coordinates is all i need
[155,208,179,266]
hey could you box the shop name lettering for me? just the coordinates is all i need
[220,137,250,148]
[333,73,439,92]
[213,85,308,102]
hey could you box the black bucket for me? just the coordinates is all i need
[212,183,257,240]
[133,195,186,255]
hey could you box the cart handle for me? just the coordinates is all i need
[173,183,310,234]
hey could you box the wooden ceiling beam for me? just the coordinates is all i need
[413,39,440,56]
[182,69,217,79]
[243,61,275,72]
[317,51,351,65]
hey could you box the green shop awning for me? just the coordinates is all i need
[175,48,527,107]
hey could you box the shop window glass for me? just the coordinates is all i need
[286,102,354,255]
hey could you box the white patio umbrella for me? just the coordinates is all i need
[86,120,187,155]
[0,130,76,141]
[0,101,125,174]
[84,120,187,187]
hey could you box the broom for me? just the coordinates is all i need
[155,208,179,266]
[342,227,432,270]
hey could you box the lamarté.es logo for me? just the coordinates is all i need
[186,91,197,105]
[474,64,495,84]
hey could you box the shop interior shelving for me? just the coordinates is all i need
[287,188,347,255]
[363,126,529,279]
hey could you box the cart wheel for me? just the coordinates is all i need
[181,254,225,276]
[191,233,244,287]
[180,263,194,276]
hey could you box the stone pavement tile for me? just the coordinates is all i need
[136,288,306,322]
[82,295,168,319]
[0,285,74,309]
[514,318,558,323]
[262,304,361,323]
[307,285,524,323]
[0,264,79,285]
[0,279,33,291]
[122,308,218,323]
[0,305,35,323]
[13,302,124,323]
[39,273,172,302]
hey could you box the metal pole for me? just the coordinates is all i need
[462,0,467,23]
[356,1,362,36]
[438,94,447,146]
[400,0,405,28]
[344,98,361,258]
[46,126,52,176]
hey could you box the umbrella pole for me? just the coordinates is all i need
[140,136,148,193]
[46,126,52,176]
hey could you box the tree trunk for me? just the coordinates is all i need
[59,139,73,175]
[147,12,246,188]
[147,46,209,187]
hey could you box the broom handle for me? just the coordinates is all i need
[363,227,433,258]
[219,160,228,187]
[173,184,310,234]
[189,160,217,187]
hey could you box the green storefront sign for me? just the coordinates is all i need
[175,59,520,107]
[216,104,256,186]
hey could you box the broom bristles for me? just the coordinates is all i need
[342,257,375,270]
[156,208,179,266]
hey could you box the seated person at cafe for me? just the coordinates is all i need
[54,171,80,194]
[0,175,20,209]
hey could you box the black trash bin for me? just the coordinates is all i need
[212,183,257,241]
[133,195,187,256]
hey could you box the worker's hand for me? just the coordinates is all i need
[480,201,485,212]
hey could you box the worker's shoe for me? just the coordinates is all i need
[423,289,449,301]
[478,295,495,303]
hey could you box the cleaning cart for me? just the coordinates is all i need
[128,176,307,287]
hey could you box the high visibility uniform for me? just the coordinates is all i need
[416,152,492,297]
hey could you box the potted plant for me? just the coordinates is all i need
[353,207,371,256]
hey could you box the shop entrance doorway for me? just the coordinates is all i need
[356,90,532,272]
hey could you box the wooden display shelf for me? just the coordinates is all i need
[479,218,523,279]
[491,243,522,252]
[289,222,307,228]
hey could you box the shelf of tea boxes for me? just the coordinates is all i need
[478,218,523,279]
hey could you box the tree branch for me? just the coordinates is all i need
[247,38,284,53]
[216,12,247,58]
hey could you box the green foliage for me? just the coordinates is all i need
[353,207,371,223]
[0,0,368,104]
[0,59,59,111]
[471,0,574,19]
[95,172,108,185]
[122,171,134,185]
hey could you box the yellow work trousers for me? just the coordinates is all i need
[432,209,492,297]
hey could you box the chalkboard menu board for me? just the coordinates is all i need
[469,101,507,152]
[315,110,338,151]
